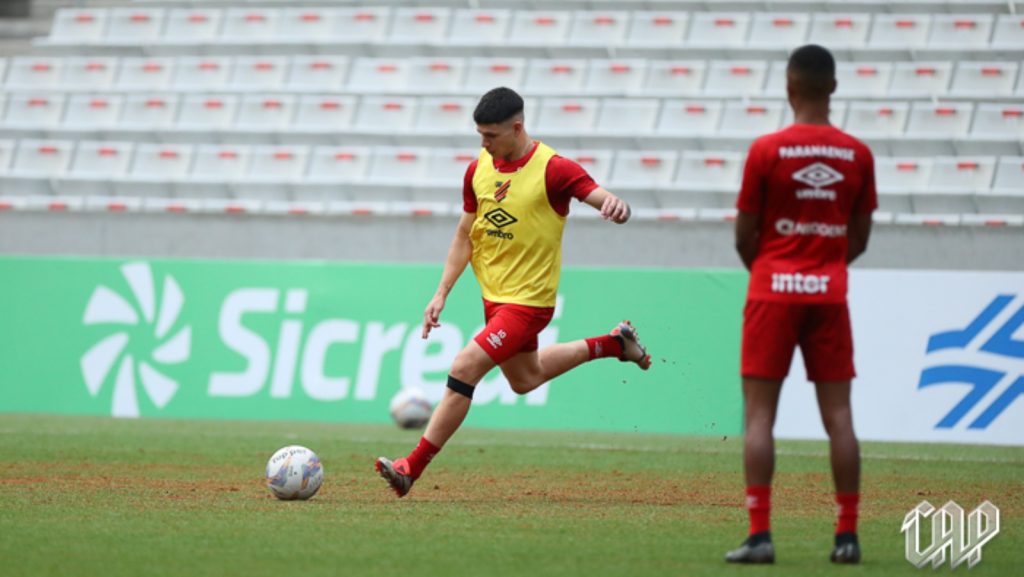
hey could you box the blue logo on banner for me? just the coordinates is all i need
[919,295,1024,430]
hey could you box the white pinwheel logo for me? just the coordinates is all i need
[80,262,191,417]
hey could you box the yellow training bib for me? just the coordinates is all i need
[469,142,566,308]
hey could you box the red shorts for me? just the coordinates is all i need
[741,300,855,382]
[473,299,555,364]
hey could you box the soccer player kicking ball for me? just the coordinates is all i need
[725,45,876,565]
[375,87,651,497]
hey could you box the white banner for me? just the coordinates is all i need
[775,270,1024,446]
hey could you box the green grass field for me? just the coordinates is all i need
[0,414,1019,576]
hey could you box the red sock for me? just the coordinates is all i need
[746,485,771,536]
[405,437,441,480]
[836,492,860,535]
[585,334,623,360]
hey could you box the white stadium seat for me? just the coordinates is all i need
[235,95,296,131]
[105,8,164,42]
[369,147,431,184]
[3,139,74,195]
[415,97,474,133]
[62,57,118,91]
[687,13,751,47]
[559,149,613,184]
[951,62,1020,97]
[928,14,994,48]
[971,104,1024,139]
[354,97,418,132]
[888,62,953,97]
[704,61,768,97]
[808,14,870,48]
[163,9,222,44]
[176,94,238,130]
[991,157,1024,195]
[868,14,931,48]
[221,8,281,42]
[306,146,372,182]
[3,94,66,129]
[782,101,848,128]
[278,7,337,42]
[747,13,809,48]
[347,58,410,93]
[292,95,357,132]
[286,56,349,91]
[230,56,289,91]
[48,9,108,43]
[241,145,311,200]
[610,150,678,207]
[524,59,587,95]
[510,11,572,46]
[595,99,659,134]
[129,143,194,183]
[334,7,391,42]
[389,8,451,44]
[643,61,707,97]
[115,57,173,91]
[719,101,784,137]
[62,140,134,195]
[657,100,723,135]
[626,12,688,47]
[448,10,512,46]
[585,60,647,95]
[5,57,64,90]
[171,56,231,91]
[0,140,14,174]
[676,150,743,193]
[875,157,933,212]
[568,11,630,47]
[63,94,123,129]
[407,57,466,93]
[464,58,527,95]
[992,14,1024,49]
[190,144,251,197]
[920,156,996,212]
[536,98,599,134]
[905,102,974,138]
[763,61,789,97]
[844,101,910,138]
[835,62,893,98]
[120,94,178,128]
[424,148,476,187]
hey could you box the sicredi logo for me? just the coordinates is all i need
[775,219,847,238]
[80,262,191,418]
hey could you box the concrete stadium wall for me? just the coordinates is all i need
[1,212,1020,271]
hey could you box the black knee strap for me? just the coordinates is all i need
[447,375,475,399]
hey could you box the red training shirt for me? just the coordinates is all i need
[737,124,877,304]
[462,142,598,216]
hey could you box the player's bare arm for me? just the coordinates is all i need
[846,212,872,264]
[734,210,760,271]
[423,211,475,339]
[583,187,631,224]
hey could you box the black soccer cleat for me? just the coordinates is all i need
[375,457,414,498]
[830,532,861,564]
[725,531,775,564]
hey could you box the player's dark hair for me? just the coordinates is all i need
[473,87,525,125]
[787,44,836,99]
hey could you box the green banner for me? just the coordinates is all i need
[0,257,746,435]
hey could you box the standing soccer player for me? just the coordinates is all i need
[725,45,876,565]
[375,87,652,497]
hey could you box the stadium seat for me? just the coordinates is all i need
[928,14,994,48]
[62,57,118,91]
[509,11,572,46]
[875,157,933,212]
[625,11,688,47]
[971,103,1024,138]
[747,13,810,48]
[704,61,768,97]
[524,59,587,95]
[889,62,953,97]
[235,95,296,131]
[448,9,512,46]
[782,101,848,127]
[297,145,372,202]
[835,62,893,98]
[657,100,723,135]
[407,57,466,94]
[171,56,231,91]
[0,140,13,174]
[595,98,659,135]
[120,94,178,129]
[807,13,870,47]
[5,57,64,90]
[991,14,1024,49]
[415,97,474,133]
[425,148,475,186]
[62,140,134,196]
[905,102,974,138]
[105,8,164,42]
[535,98,599,135]
[369,147,431,185]
[241,145,311,200]
[334,7,391,43]
[609,150,678,208]
[115,57,174,91]
[292,95,357,132]
[844,101,910,137]
[3,94,66,130]
[568,11,630,46]
[643,61,707,97]
[189,144,251,197]
[348,58,410,93]
[670,150,743,208]
[559,149,613,184]
[163,9,223,44]
[991,157,1024,195]
[919,156,996,212]
[48,9,108,43]
[63,94,124,129]
[176,94,239,131]
[763,61,789,97]
[951,62,1019,97]
[278,7,337,42]
[354,97,418,132]
[464,58,527,95]
[125,143,194,197]
[230,56,289,91]
[285,56,349,91]
[687,13,751,47]
[868,14,931,48]
[389,8,452,44]
[221,8,281,42]
[719,101,784,137]
[3,139,74,195]
[585,60,647,95]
